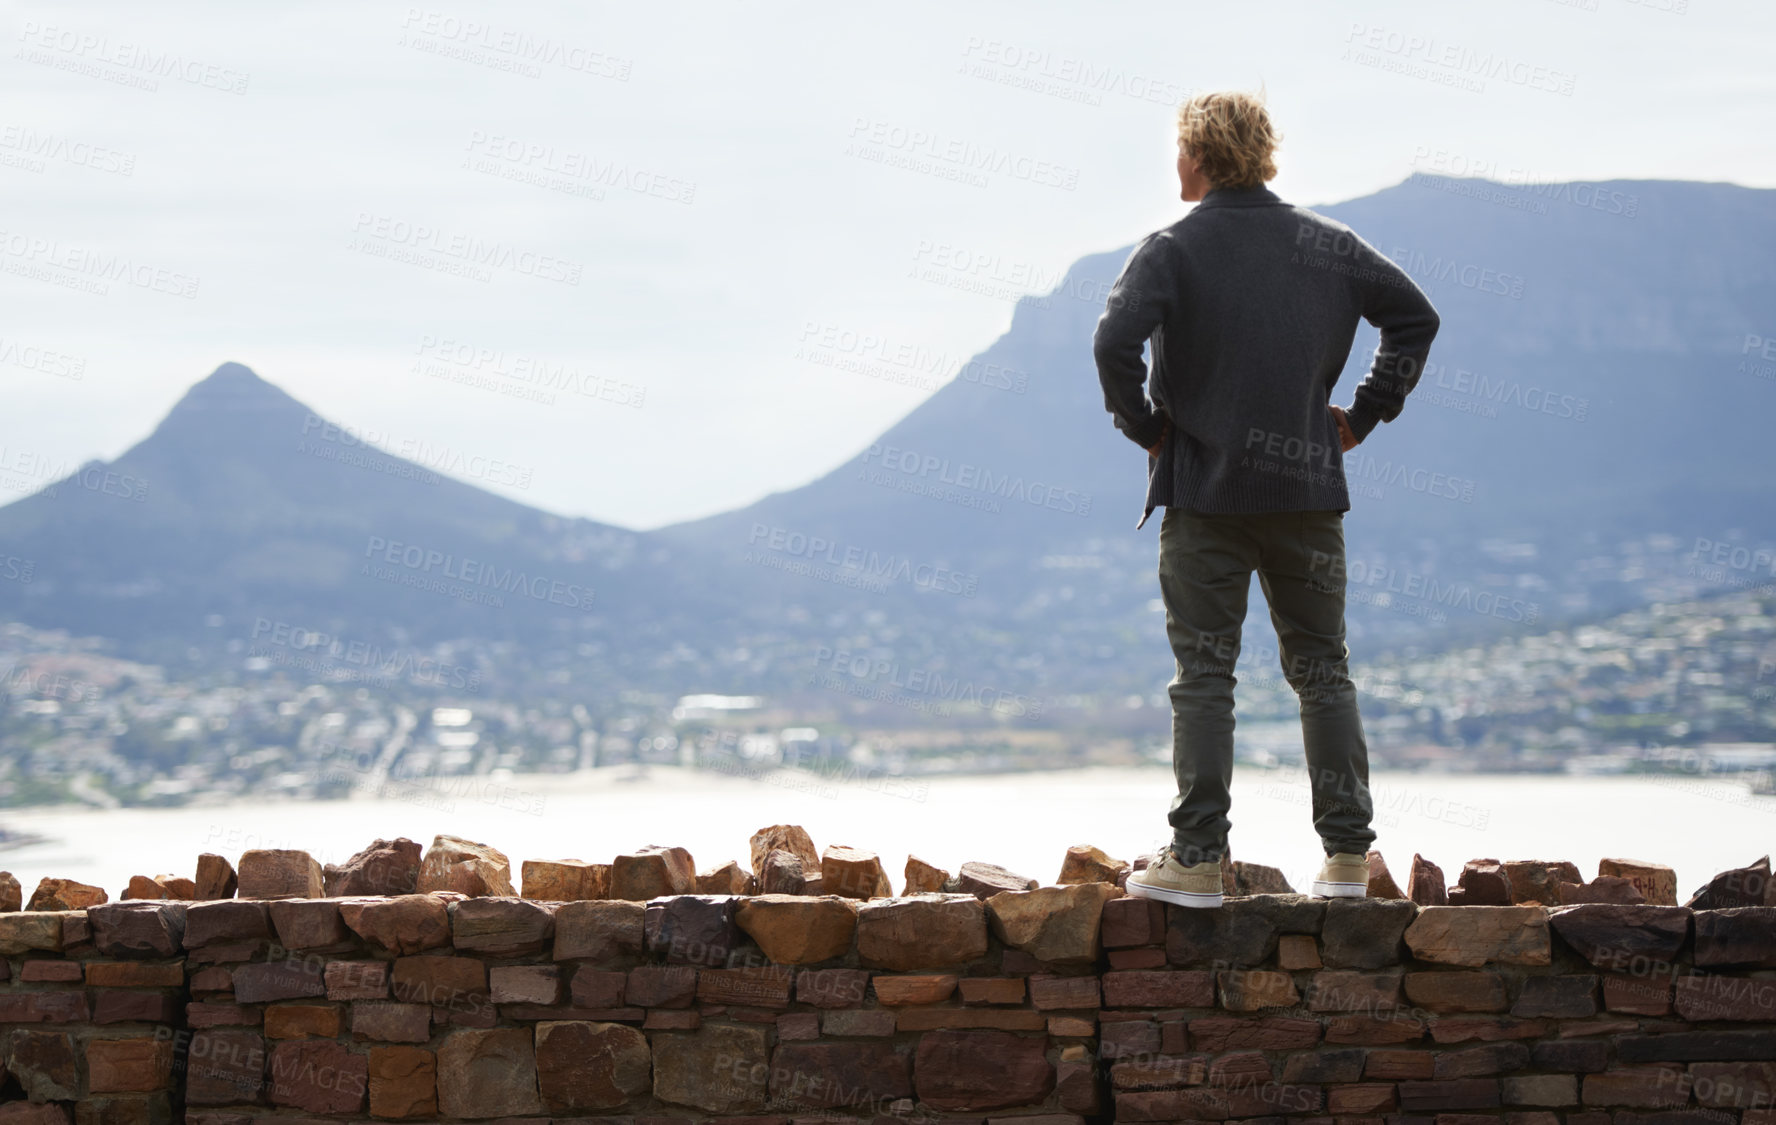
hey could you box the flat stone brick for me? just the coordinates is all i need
[1103,969,1214,1008]
[1049,1014,1096,1037]
[1583,1068,1693,1107]
[1694,907,1776,969]
[1101,896,1165,948]
[1030,973,1101,1010]
[958,976,1025,1004]
[1689,1061,1776,1109]
[1428,1017,1550,1043]
[535,1018,651,1111]
[1549,905,1691,968]
[324,960,389,1001]
[184,1028,266,1105]
[368,1044,435,1119]
[182,895,271,945]
[1404,972,1508,1013]
[231,958,326,1003]
[1531,1038,1609,1072]
[339,895,452,956]
[1327,1015,1427,1045]
[1674,972,1776,1021]
[1616,1031,1776,1063]
[0,912,67,956]
[86,962,185,988]
[794,967,870,1008]
[697,966,794,1008]
[86,1037,175,1094]
[262,1003,341,1039]
[0,992,91,1022]
[8,1029,79,1100]
[1323,899,1418,969]
[88,902,187,959]
[1405,907,1551,968]
[650,1023,769,1113]
[895,1007,1047,1031]
[1398,1079,1502,1112]
[1109,947,1168,969]
[822,1009,897,1036]
[771,1040,912,1110]
[503,1002,643,1021]
[1367,1049,1436,1079]
[1208,1048,1273,1085]
[1432,1042,1531,1078]
[1308,970,1404,1014]
[266,899,347,950]
[570,966,627,1008]
[550,898,645,963]
[645,894,739,966]
[1278,933,1322,970]
[21,960,84,982]
[1189,1015,1322,1051]
[93,991,182,1025]
[267,1038,366,1113]
[490,964,561,1005]
[1110,1054,1206,1092]
[1101,1018,1161,1060]
[390,955,488,1015]
[435,1026,543,1117]
[873,973,959,1006]
[1281,1047,1367,1083]
[1603,972,1672,1015]
[1504,1075,1579,1106]
[188,966,231,993]
[1512,975,1598,1018]
[351,1001,431,1043]
[1559,1016,1642,1037]
[1329,1083,1400,1114]
[450,896,556,957]
[777,1011,819,1040]
[855,894,989,971]
[627,964,699,1007]
[1219,968,1300,1011]
[186,1003,258,1028]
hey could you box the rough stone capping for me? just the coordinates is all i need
[0,884,1772,1123]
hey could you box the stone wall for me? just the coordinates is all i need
[0,842,1772,1124]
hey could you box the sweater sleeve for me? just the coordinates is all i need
[1343,234,1441,442]
[1092,234,1173,451]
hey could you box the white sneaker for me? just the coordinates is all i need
[1311,852,1370,898]
[1126,848,1224,908]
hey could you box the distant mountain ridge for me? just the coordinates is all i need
[3,175,1773,693]
[0,362,741,672]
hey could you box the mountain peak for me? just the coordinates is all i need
[205,360,264,382]
[163,361,304,421]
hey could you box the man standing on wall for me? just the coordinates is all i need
[1094,90,1441,907]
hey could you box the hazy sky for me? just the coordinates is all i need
[6,0,1772,530]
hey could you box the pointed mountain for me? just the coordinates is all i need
[659,176,1776,651]
[0,362,733,669]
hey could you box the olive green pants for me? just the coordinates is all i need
[1157,506,1376,865]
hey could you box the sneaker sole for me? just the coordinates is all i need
[1311,879,1368,898]
[1127,880,1223,908]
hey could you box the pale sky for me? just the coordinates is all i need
[6,0,1772,529]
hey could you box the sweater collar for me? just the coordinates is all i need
[1196,182,1282,208]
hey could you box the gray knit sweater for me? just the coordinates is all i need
[1092,182,1440,528]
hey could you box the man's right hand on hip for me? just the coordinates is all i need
[1329,405,1359,452]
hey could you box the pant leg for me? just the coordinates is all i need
[1157,507,1258,865]
[1253,510,1377,857]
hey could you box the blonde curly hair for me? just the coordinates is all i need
[1176,89,1280,189]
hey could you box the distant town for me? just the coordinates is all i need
[2,566,1771,811]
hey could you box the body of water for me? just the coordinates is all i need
[1,765,1767,901]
